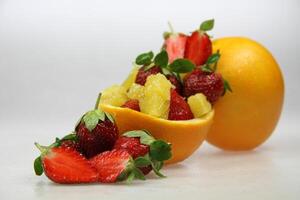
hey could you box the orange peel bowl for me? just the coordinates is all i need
[99,104,214,164]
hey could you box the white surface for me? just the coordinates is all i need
[1,0,300,199]
[0,115,299,200]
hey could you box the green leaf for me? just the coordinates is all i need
[201,65,213,73]
[143,63,155,71]
[161,68,172,76]
[34,156,43,176]
[105,112,115,123]
[151,161,166,178]
[132,167,146,180]
[223,78,233,94]
[123,130,155,145]
[134,154,152,167]
[169,59,195,73]
[206,52,220,65]
[126,172,135,184]
[135,51,154,65]
[94,109,105,121]
[61,132,77,141]
[154,50,169,68]
[200,19,214,31]
[150,140,172,161]
[83,111,100,131]
[94,93,102,109]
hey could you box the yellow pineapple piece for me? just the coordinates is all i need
[187,93,212,118]
[122,65,139,91]
[127,83,145,100]
[100,85,128,107]
[140,74,172,119]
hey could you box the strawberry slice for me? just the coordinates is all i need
[121,99,140,111]
[184,19,214,66]
[34,143,98,184]
[89,149,145,183]
[168,89,194,120]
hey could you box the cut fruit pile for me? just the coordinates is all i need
[99,19,231,121]
[34,19,232,185]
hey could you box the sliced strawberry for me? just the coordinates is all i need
[121,99,140,111]
[184,19,214,66]
[164,33,187,63]
[89,149,145,183]
[168,89,194,120]
[166,74,183,95]
[34,144,98,184]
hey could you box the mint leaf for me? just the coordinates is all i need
[169,59,195,73]
[201,65,213,73]
[135,51,154,65]
[34,156,43,176]
[200,19,214,31]
[154,50,169,68]
[123,130,155,145]
[223,78,233,94]
[206,52,220,65]
[150,140,172,161]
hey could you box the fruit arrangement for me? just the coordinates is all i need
[34,19,284,184]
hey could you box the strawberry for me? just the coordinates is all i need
[166,74,183,95]
[184,19,214,66]
[75,109,118,158]
[183,68,225,103]
[89,149,145,183]
[34,143,98,184]
[114,130,172,177]
[168,89,194,120]
[135,66,162,86]
[163,33,187,63]
[121,99,140,111]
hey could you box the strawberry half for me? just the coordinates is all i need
[75,109,119,158]
[34,143,98,184]
[121,99,140,111]
[184,19,214,66]
[89,149,145,183]
[168,89,194,120]
[114,130,172,177]
[163,31,187,63]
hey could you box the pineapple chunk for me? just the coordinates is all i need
[127,83,145,100]
[187,93,212,118]
[122,65,139,91]
[140,74,172,119]
[100,85,128,107]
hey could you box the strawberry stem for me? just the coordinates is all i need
[34,142,48,155]
[167,21,175,34]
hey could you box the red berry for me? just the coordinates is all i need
[76,120,118,158]
[166,74,182,95]
[164,33,187,63]
[184,31,212,66]
[114,136,151,175]
[135,66,162,85]
[183,69,224,103]
[41,147,98,184]
[60,140,80,152]
[121,99,140,111]
[168,89,194,120]
[89,149,132,183]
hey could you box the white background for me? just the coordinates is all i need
[0,0,299,199]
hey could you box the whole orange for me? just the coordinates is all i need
[206,37,284,150]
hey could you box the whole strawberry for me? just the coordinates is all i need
[183,69,224,103]
[135,66,162,86]
[168,89,194,120]
[184,19,214,66]
[75,109,118,158]
[89,149,145,183]
[166,74,183,95]
[114,130,172,177]
[34,141,98,184]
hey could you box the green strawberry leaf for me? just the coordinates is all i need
[34,156,43,176]
[200,19,214,31]
[126,172,135,184]
[154,50,169,68]
[123,130,155,145]
[151,160,166,178]
[61,132,77,141]
[150,140,172,161]
[136,51,154,65]
[206,52,220,65]
[134,154,152,167]
[105,112,115,123]
[223,78,233,94]
[169,59,195,73]
[132,167,146,180]
[80,109,107,132]
[201,65,213,73]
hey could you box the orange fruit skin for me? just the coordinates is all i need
[100,104,214,164]
[207,37,284,150]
